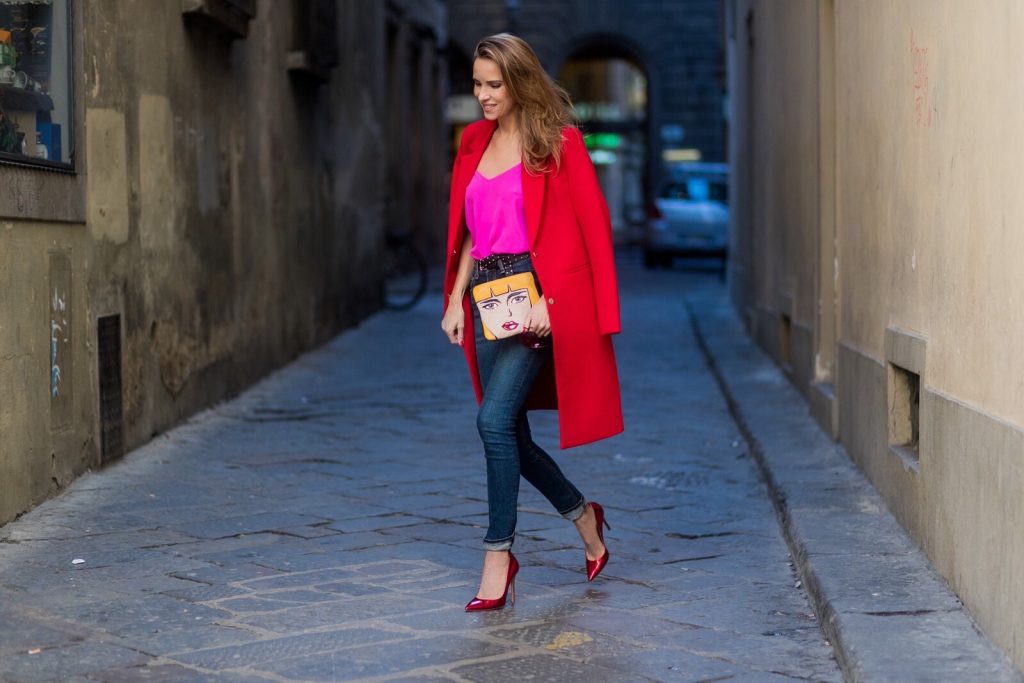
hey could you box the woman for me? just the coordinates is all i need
[441,33,624,611]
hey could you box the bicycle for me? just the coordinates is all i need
[382,230,428,311]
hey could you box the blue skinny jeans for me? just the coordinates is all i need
[470,255,587,551]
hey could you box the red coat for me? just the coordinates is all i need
[444,119,624,449]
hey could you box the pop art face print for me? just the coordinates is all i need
[472,272,540,340]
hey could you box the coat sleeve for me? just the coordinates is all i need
[563,127,621,335]
[443,145,465,312]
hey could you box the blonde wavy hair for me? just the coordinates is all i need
[474,33,576,174]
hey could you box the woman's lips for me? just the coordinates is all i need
[502,321,518,331]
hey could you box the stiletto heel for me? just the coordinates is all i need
[465,552,519,611]
[586,502,611,582]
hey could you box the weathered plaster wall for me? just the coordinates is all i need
[0,222,96,521]
[728,0,1024,669]
[0,1,447,525]
[79,0,393,451]
[728,0,819,394]
[836,1,1024,424]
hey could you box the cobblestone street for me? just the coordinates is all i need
[0,256,843,681]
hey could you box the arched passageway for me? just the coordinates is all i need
[557,44,650,242]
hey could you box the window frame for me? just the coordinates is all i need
[0,0,84,223]
[0,0,76,171]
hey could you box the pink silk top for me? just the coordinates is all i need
[464,162,529,260]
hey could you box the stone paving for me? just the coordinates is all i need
[0,255,842,682]
[687,294,1023,682]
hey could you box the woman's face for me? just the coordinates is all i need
[478,287,532,339]
[473,58,515,122]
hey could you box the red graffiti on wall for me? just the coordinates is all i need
[911,30,932,127]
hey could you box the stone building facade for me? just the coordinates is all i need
[0,0,447,525]
[445,0,726,204]
[727,0,1024,669]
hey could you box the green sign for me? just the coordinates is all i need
[584,133,623,150]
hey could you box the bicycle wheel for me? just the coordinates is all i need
[383,240,428,311]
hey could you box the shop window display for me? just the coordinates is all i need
[0,0,71,167]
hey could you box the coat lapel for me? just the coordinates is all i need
[448,120,496,253]
[521,163,546,248]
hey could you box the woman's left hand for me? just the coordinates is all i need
[523,298,551,337]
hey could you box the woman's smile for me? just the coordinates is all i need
[502,321,519,331]
[473,58,512,122]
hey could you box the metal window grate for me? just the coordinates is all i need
[779,312,792,369]
[97,314,123,464]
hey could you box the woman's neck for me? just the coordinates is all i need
[496,113,519,138]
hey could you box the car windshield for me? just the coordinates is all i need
[661,178,728,204]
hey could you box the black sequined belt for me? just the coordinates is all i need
[473,252,532,275]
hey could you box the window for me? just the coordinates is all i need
[0,0,72,168]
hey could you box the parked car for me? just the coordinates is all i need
[644,162,729,269]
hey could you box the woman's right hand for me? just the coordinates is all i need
[441,297,466,346]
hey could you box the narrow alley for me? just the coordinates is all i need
[0,258,842,682]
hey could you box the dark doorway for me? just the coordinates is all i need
[558,54,649,243]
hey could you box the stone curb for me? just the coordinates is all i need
[685,295,1023,683]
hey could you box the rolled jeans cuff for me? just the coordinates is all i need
[560,498,588,523]
[482,536,514,552]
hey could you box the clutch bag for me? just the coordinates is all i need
[472,271,540,340]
